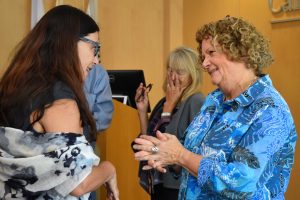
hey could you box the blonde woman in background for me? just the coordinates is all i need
[133,46,205,200]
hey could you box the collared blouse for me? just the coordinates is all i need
[179,75,297,200]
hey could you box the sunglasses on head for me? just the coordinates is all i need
[79,36,101,57]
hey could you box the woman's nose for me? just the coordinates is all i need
[202,57,210,70]
[93,56,100,64]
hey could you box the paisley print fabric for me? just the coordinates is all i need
[179,75,297,200]
[0,127,99,199]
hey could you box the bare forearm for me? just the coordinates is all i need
[163,101,176,113]
[70,161,115,197]
[138,111,148,134]
[177,148,202,177]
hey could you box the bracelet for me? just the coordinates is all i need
[161,112,171,117]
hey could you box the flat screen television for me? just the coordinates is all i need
[107,70,151,112]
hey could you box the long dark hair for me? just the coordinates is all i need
[0,5,99,140]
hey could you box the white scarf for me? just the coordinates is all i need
[0,127,99,199]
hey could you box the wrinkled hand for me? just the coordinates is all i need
[133,131,168,173]
[105,172,119,200]
[133,131,185,173]
[135,83,149,113]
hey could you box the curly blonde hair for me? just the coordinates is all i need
[196,16,273,75]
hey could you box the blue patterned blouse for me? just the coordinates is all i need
[179,75,297,200]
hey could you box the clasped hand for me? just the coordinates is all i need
[133,131,185,173]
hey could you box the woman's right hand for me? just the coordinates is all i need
[135,83,149,114]
[164,70,186,112]
[105,172,119,200]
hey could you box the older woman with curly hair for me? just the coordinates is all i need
[133,16,297,199]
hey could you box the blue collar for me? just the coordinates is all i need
[210,74,273,107]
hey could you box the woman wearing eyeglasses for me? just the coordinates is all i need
[0,5,119,200]
[133,47,205,200]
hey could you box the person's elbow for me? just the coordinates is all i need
[95,114,113,131]
[70,182,87,197]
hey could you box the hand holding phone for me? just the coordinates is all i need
[137,83,153,101]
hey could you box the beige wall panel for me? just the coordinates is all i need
[99,0,165,106]
[42,0,90,12]
[0,0,30,75]
[168,0,183,50]
[183,0,240,94]
[99,0,183,107]
[183,0,300,199]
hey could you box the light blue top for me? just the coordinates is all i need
[179,75,297,200]
[84,64,114,132]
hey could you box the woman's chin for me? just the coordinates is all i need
[210,77,220,86]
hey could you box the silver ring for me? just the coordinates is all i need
[151,146,159,154]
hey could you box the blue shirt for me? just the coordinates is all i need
[179,75,297,200]
[84,64,114,132]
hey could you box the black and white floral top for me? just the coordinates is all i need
[0,127,99,199]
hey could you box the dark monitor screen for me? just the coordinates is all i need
[107,70,151,112]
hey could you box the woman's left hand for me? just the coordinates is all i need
[133,131,185,172]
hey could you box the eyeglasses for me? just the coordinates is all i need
[79,36,101,57]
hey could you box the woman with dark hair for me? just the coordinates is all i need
[0,5,119,200]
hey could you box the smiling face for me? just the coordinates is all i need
[77,32,100,79]
[201,38,240,89]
